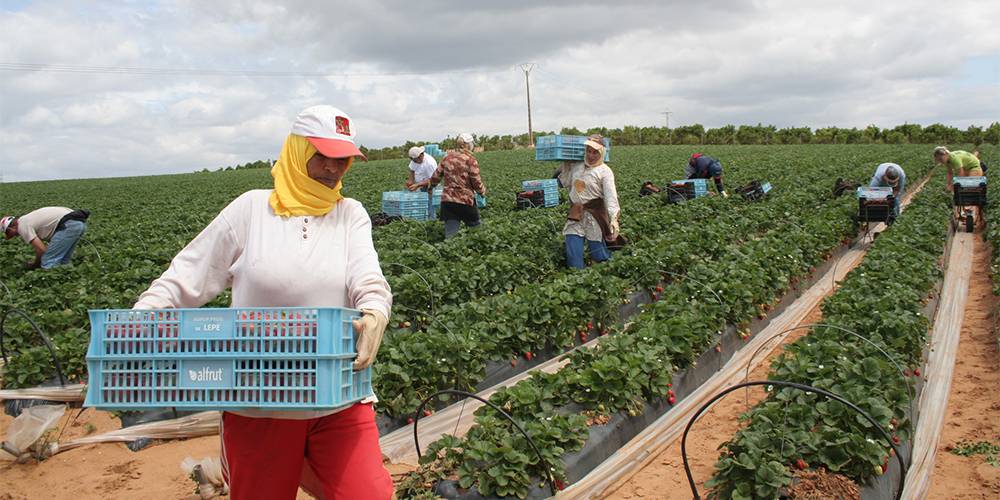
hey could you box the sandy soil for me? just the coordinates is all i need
[604,303,825,499]
[0,408,411,499]
[926,235,1000,499]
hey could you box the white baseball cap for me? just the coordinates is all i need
[1,216,14,234]
[457,132,474,146]
[290,105,367,160]
[408,146,425,159]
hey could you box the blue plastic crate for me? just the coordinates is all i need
[954,176,986,188]
[522,179,560,207]
[84,307,371,411]
[856,186,893,199]
[670,179,709,197]
[534,135,611,162]
[430,187,486,213]
[382,191,432,220]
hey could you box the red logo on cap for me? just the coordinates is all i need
[336,116,351,136]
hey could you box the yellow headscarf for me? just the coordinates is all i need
[269,134,351,216]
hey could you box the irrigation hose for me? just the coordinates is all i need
[681,380,906,500]
[413,389,557,496]
[0,306,67,386]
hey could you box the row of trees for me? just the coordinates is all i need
[358,122,1000,161]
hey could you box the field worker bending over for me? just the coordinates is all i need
[2,207,89,269]
[556,134,621,269]
[934,146,986,191]
[686,153,728,197]
[869,163,906,220]
[429,132,487,239]
[405,145,438,192]
[133,105,393,500]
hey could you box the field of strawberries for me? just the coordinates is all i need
[1,143,995,498]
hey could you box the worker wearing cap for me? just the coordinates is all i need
[869,163,906,218]
[429,132,487,239]
[133,105,393,500]
[686,153,728,196]
[2,207,89,269]
[405,145,438,192]
[934,146,985,191]
[555,134,620,269]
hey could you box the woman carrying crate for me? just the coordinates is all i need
[133,105,394,500]
[428,132,487,239]
[555,134,621,269]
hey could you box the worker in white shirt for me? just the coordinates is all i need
[2,208,90,269]
[555,134,621,269]
[406,145,438,192]
[133,105,393,500]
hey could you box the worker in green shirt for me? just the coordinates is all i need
[934,146,985,191]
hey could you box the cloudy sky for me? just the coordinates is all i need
[1,0,998,182]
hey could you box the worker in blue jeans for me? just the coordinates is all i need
[555,134,620,269]
[2,207,90,269]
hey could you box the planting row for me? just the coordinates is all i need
[707,172,951,499]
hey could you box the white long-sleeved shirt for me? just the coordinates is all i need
[134,190,392,419]
[558,161,620,240]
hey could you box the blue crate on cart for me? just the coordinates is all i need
[954,176,986,188]
[522,179,560,207]
[856,186,893,199]
[430,187,486,214]
[382,191,431,220]
[85,307,371,411]
[670,179,709,197]
[534,135,611,162]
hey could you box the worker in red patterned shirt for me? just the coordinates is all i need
[429,132,488,239]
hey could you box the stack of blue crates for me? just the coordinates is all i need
[382,191,431,220]
[670,178,709,198]
[423,144,443,158]
[522,179,560,207]
[535,135,611,162]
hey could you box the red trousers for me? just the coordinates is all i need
[221,403,393,500]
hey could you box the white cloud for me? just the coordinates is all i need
[0,0,998,181]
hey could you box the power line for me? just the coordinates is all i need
[0,62,509,78]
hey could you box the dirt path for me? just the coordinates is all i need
[926,235,1000,499]
[0,408,410,499]
[605,303,825,499]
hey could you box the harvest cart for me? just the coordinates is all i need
[952,176,987,233]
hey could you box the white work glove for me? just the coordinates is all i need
[352,309,388,370]
[721,190,729,198]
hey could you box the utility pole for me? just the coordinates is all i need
[662,110,673,144]
[521,63,535,147]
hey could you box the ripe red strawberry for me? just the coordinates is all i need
[510,359,517,367]
[668,396,676,405]
[580,332,588,342]
[423,409,433,417]
[524,352,534,361]
[587,321,594,330]
[407,417,415,424]
[655,285,664,293]
[714,345,722,353]
[667,390,675,397]
[554,479,566,491]
[890,418,898,427]
[892,435,900,445]
[913,368,921,377]
[667,383,672,388]
[881,463,888,474]
[794,458,808,470]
